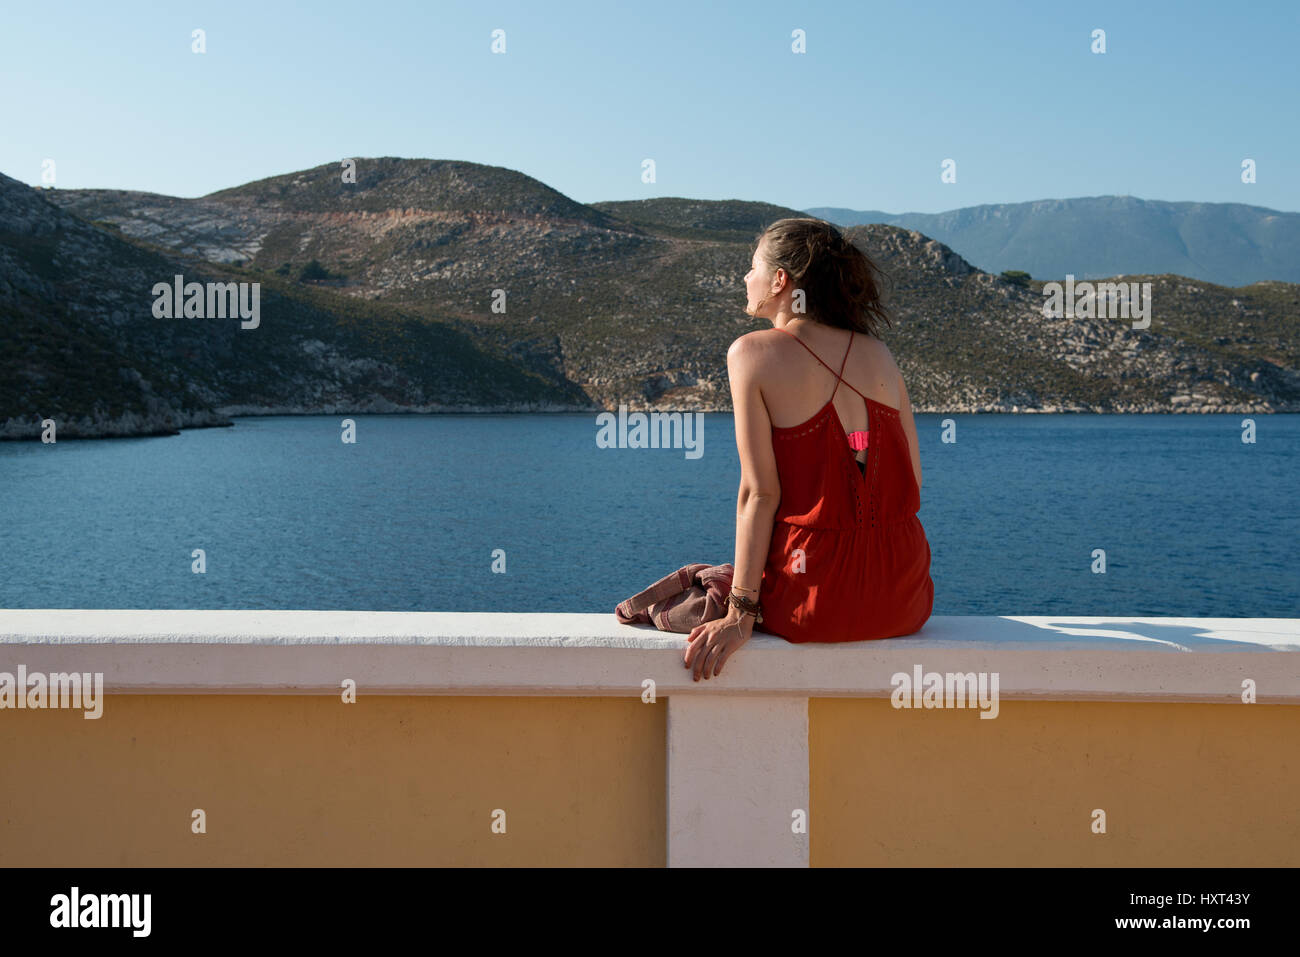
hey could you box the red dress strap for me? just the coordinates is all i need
[776,326,869,403]
[831,331,853,401]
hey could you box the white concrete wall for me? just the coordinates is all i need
[1,610,1296,700]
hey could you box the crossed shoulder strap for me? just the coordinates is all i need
[777,327,869,403]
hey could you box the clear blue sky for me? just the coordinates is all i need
[3,0,1297,213]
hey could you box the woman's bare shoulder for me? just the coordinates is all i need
[728,327,795,366]
[730,327,790,349]
[860,330,897,358]
[859,333,904,383]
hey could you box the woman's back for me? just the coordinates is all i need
[759,320,922,491]
[755,319,933,642]
[764,321,902,418]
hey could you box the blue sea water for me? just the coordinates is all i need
[0,413,1295,617]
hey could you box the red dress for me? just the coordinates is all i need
[758,328,935,642]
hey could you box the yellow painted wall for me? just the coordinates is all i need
[810,698,1300,866]
[6,694,1295,867]
[0,695,665,867]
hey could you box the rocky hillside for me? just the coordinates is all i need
[0,170,583,439]
[5,158,1297,438]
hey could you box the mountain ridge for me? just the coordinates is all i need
[807,195,1300,287]
[4,159,1297,439]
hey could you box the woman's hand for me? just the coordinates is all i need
[684,610,754,681]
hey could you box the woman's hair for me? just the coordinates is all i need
[752,218,893,337]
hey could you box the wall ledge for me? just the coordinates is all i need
[1,611,1297,701]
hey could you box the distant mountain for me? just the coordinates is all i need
[4,160,1297,438]
[807,196,1300,287]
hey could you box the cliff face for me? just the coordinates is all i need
[4,158,1298,439]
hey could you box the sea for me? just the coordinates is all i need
[0,413,1295,617]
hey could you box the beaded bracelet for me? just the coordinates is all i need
[727,591,763,623]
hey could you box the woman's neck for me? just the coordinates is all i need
[775,314,820,331]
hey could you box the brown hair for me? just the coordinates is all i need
[752,218,893,337]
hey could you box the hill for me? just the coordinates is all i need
[0,170,584,438]
[7,161,1296,437]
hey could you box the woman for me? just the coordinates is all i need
[684,218,935,681]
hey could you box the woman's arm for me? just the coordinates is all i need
[727,334,782,593]
[684,333,780,680]
[896,369,922,491]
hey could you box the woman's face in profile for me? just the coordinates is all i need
[744,243,774,316]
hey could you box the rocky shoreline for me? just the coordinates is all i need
[4,400,1291,440]
[0,408,234,441]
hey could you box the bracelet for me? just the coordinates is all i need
[727,591,763,623]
